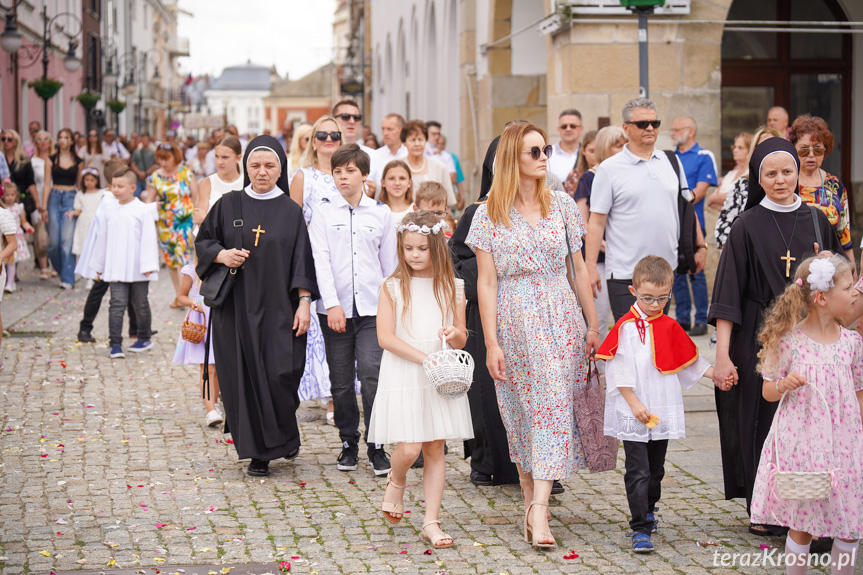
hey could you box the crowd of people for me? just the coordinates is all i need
[0,95,861,569]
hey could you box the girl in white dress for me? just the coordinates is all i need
[369,210,473,549]
[72,169,105,258]
[379,159,415,227]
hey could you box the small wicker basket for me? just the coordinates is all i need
[181,309,206,344]
[423,335,474,400]
[772,384,835,501]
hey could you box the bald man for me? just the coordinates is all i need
[766,106,790,139]
[670,116,717,337]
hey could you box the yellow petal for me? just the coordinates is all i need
[107,559,116,566]
[154,558,165,562]
[39,551,51,557]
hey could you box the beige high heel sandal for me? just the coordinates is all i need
[381,470,406,524]
[524,501,556,549]
[420,519,454,549]
[519,477,551,521]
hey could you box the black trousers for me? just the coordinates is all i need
[108,282,151,346]
[319,314,382,454]
[623,439,668,536]
[80,279,138,335]
[607,278,671,322]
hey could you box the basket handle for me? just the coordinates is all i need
[441,334,449,350]
[772,381,833,474]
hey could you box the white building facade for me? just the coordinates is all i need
[203,62,273,136]
[369,0,460,155]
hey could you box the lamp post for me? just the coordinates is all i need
[0,2,82,129]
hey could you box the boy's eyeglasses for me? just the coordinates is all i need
[626,120,661,130]
[315,131,342,142]
[336,113,362,123]
[521,145,553,161]
[632,288,671,306]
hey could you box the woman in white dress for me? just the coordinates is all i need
[194,135,243,221]
[288,116,347,418]
[30,130,53,276]
[400,120,456,208]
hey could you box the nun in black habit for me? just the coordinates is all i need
[708,137,841,534]
[196,135,318,477]
[450,135,519,486]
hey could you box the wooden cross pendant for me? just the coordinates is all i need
[252,225,266,247]
[781,250,796,278]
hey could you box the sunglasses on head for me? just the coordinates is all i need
[626,120,661,130]
[159,143,173,150]
[521,145,553,161]
[336,113,362,123]
[797,146,826,157]
[315,131,342,142]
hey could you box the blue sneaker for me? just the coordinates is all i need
[646,512,658,533]
[110,345,125,359]
[632,533,654,553]
[128,340,153,353]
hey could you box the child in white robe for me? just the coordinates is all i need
[89,168,159,359]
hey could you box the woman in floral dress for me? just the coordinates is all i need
[467,122,601,548]
[145,143,197,306]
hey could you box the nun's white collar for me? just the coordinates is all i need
[244,184,283,200]
[760,194,801,213]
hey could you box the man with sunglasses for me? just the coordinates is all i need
[586,98,707,322]
[332,99,379,196]
[669,117,717,337]
[548,109,584,183]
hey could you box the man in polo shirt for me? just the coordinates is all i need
[586,98,707,322]
[548,109,583,183]
[670,116,717,336]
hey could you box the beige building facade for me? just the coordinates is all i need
[369,0,863,227]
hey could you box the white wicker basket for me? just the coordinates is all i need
[423,336,474,400]
[772,383,835,501]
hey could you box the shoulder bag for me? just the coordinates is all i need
[199,191,243,308]
[664,150,699,275]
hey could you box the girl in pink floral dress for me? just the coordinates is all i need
[752,254,863,574]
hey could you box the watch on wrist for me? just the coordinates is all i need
[299,295,313,304]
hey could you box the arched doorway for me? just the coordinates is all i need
[720,0,852,187]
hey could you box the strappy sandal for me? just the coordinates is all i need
[381,470,406,524]
[245,458,269,476]
[524,501,556,549]
[284,447,300,461]
[519,478,551,521]
[420,519,454,549]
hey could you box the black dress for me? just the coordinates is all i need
[196,190,318,461]
[708,203,841,510]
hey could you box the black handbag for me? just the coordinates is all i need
[200,191,243,309]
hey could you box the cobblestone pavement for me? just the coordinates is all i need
[0,269,853,574]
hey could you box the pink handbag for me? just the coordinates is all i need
[574,361,619,473]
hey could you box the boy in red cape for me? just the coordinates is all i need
[596,256,726,554]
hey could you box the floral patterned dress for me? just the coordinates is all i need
[148,166,194,268]
[750,328,863,539]
[799,172,851,251]
[465,190,588,480]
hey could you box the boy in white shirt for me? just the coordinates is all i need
[90,168,159,359]
[310,144,397,476]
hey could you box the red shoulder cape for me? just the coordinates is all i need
[596,306,699,375]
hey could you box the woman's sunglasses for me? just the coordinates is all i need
[315,131,342,142]
[521,145,553,161]
[797,146,826,157]
[0,136,15,143]
[626,120,661,130]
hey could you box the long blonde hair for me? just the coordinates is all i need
[289,123,312,171]
[389,210,456,331]
[3,129,28,165]
[486,122,550,227]
[300,115,342,170]
[34,130,55,157]
[758,254,851,370]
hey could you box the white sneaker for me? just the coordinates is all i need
[59,282,73,290]
[205,410,224,427]
[3,284,14,293]
[85,279,94,290]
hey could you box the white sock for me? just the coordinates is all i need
[786,534,811,575]
[831,539,859,575]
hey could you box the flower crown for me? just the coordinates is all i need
[397,221,449,235]
[796,258,836,293]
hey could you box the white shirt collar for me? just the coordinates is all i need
[244,184,283,200]
[759,194,801,213]
[621,144,663,164]
[331,190,376,209]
